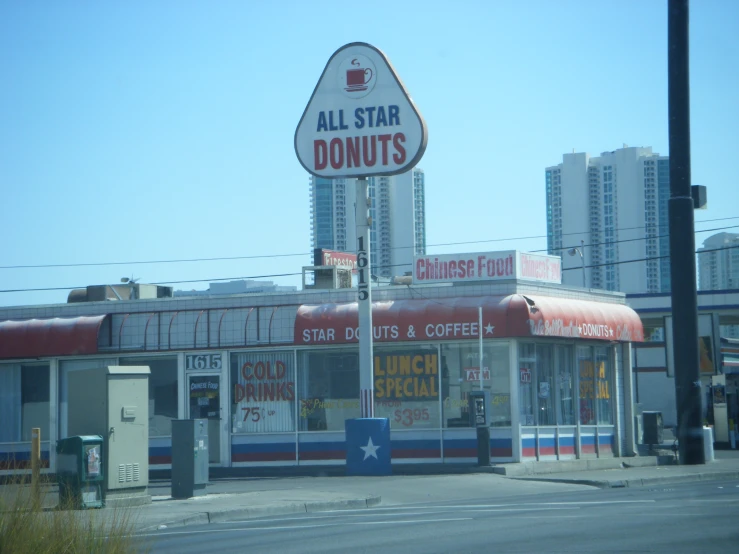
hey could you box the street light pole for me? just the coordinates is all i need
[668,0,704,464]
[568,240,586,288]
[579,239,586,288]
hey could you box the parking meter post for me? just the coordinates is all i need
[469,391,491,466]
[31,428,40,507]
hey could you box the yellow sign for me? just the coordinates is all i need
[374,354,438,399]
[579,361,609,400]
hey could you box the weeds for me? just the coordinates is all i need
[0,473,144,554]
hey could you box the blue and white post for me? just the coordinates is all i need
[345,176,391,476]
[356,177,374,420]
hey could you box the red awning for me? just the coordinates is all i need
[0,315,108,359]
[294,294,644,346]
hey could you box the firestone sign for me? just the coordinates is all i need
[294,42,428,178]
[413,251,562,285]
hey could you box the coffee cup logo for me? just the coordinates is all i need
[337,54,376,99]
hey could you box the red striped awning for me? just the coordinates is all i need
[294,294,644,346]
[0,315,108,359]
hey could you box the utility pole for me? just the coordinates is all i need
[667,0,705,464]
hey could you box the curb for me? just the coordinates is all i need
[491,457,664,477]
[137,495,381,532]
[511,471,739,489]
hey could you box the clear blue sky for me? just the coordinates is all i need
[1,0,737,307]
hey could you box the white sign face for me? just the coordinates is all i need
[518,252,562,284]
[295,42,427,178]
[413,251,562,285]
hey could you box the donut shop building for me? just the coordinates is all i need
[0,250,644,474]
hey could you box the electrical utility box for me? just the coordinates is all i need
[171,419,209,499]
[642,411,664,446]
[66,366,151,507]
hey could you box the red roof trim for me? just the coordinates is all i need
[0,315,108,359]
[294,294,644,346]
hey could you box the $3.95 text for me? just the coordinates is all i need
[393,408,430,427]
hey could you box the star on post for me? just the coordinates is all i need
[360,437,380,460]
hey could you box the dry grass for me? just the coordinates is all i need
[0,473,145,554]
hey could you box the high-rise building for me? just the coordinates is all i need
[546,146,671,293]
[698,232,739,290]
[698,232,739,338]
[309,168,426,278]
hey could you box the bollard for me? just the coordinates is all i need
[31,428,41,507]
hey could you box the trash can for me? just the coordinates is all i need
[56,435,104,509]
[643,412,664,446]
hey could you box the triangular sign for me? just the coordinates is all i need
[294,42,427,179]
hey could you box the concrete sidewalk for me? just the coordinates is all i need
[4,450,738,533]
[132,488,381,532]
[503,449,739,489]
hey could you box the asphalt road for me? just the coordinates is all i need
[139,479,739,553]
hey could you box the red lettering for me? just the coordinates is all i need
[234,384,245,403]
[378,134,392,165]
[362,135,377,167]
[346,137,360,168]
[329,138,344,169]
[312,134,409,172]
[314,140,327,170]
[246,383,257,402]
[241,362,252,380]
[253,362,264,380]
[416,259,425,280]
[285,382,295,401]
[392,133,406,164]
[275,360,286,380]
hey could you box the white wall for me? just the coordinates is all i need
[559,153,590,287]
[389,170,416,277]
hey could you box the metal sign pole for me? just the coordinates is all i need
[478,307,484,391]
[356,177,374,418]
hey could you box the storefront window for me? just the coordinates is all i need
[443,342,510,428]
[0,363,50,443]
[536,345,556,425]
[230,351,295,433]
[518,343,536,426]
[577,346,596,425]
[374,345,440,429]
[556,346,575,425]
[595,347,613,424]
[120,357,178,437]
[298,349,359,431]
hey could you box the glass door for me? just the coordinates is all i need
[187,374,221,464]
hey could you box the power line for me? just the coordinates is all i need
[1,216,737,271]
[0,252,312,270]
[542,224,739,254]
[560,244,739,272]
[0,272,303,294]
[400,215,739,251]
[3,245,738,295]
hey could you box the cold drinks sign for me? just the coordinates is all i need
[295,42,428,178]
